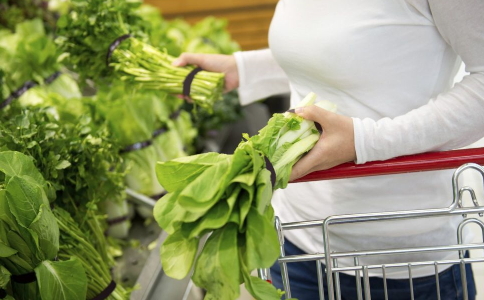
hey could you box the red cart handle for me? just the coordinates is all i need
[292,147,484,183]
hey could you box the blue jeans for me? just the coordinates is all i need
[271,239,477,300]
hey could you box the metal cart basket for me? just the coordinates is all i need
[258,148,484,300]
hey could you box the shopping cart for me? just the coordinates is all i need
[258,147,484,300]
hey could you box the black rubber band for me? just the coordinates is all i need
[152,127,167,139]
[107,215,129,226]
[182,67,203,100]
[106,34,132,66]
[264,156,276,187]
[169,109,181,120]
[150,191,167,201]
[0,288,7,299]
[315,122,323,134]
[119,140,152,154]
[11,272,36,284]
[44,71,62,85]
[0,81,37,109]
[91,280,117,300]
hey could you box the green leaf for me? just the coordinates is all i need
[6,230,37,267]
[0,151,46,188]
[156,152,229,193]
[254,169,273,215]
[193,223,241,300]
[242,274,282,300]
[0,265,11,289]
[244,208,280,270]
[153,191,187,234]
[6,176,48,229]
[0,190,17,231]
[238,184,255,232]
[0,242,17,258]
[55,160,71,170]
[28,204,59,261]
[182,185,241,239]
[160,231,199,280]
[178,155,232,213]
[35,257,88,300]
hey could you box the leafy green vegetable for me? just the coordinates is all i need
[0,151,88,300]
[56,0,225,110]
[0,106,129,298]
[192,223,241,300]
[154,92,336,299]
[54,207,130,300]
[0,0,58,32]
[0,265,14,300]
[92,84,190,198]
[35,257,87,300]
[0,19,62,94]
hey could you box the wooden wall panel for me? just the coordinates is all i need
[144,0,278,50]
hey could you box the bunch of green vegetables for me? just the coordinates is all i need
[0,18,81,107]
[0,105,130,299]
[90,83,195,224]
[134,4,244,149]
[136,5,239,57]
[0,0,59,32]
[185,16,240,55]
[0,151,88,300]
[154,93,336,300]
[56,0,225,110]
[0,19,59,91]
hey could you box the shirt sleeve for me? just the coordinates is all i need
[233,48,290,106]
[354,0,484,164]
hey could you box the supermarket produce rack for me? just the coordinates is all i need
[258,147,484,300]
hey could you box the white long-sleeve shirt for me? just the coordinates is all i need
[234,0,484,278]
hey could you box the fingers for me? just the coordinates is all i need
[172,53,239,92]
[288,106,356,181]
[289,143,323,181]
[172,53,204,67]
[294,105,333,126]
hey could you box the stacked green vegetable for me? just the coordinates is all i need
[90,83,196,223]
[0,0,59,33]
[56,0,225,111]
[0,265,13,300]
[0,151,88,300]
[135,4,244,150]
[154,93,336,300]
[0,18,82,108]
[0,104,130,299]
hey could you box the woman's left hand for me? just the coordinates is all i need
[289,105,357,181]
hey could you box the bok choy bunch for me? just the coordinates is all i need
[154,92,336,300]
[56,0,224,110]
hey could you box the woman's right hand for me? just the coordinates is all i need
[172,53,239,93]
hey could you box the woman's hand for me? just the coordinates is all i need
[289,105,357,181]
[172,53,239,93]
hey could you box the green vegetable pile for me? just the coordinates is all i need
[0,0,250,298]
[56,0,225,111]
[154,93,336,300]
[0,0,59,33]
[0,151,88,300]
[0,12,134,298]
[0,105,130,299]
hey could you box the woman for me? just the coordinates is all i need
[173,0,483,299]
